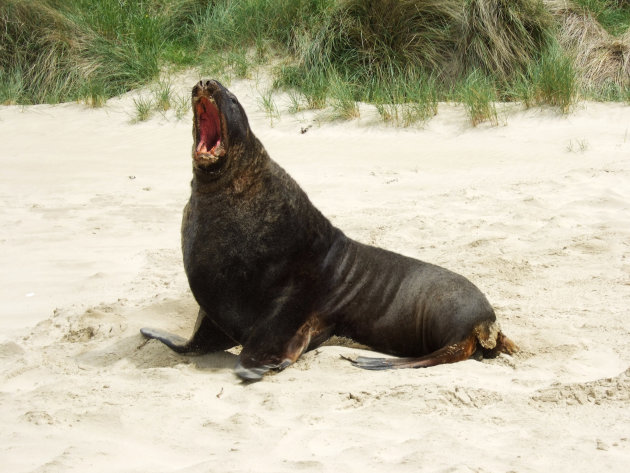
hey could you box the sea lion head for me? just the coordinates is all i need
[191,79,252,179]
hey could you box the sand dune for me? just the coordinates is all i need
[1,76,629,472]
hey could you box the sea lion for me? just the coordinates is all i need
[140,79,518,381]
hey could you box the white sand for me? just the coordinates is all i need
[1,76,629,472]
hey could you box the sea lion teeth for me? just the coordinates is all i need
[197,152,218,162]
[211,144,225,157]
[141,79,518,382]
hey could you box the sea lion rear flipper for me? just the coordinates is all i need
[480,331,519,357]
[348,334,478,370]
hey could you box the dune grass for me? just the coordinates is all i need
[457,0,554,81]
[573,0,630,36]
[460,70,499,126]
[257,88,281,125]
[275,0,579,121]
[132,96,154,123]
[529,43,579,112]
[1,0,628,124]
[548,0,630,96]
[508,42,578,112]
[0,0,170,104]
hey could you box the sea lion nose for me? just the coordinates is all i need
[192,80,219,98]
[204,80,219,92]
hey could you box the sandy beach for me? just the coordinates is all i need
[1,76,629,472]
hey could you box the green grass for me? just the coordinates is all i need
[0,68,25,105]
[131,84,193,122]
[257,89,280,125]
[587,82,630,102]
[1,0,628,125]
[302,0,461,83]
[132,96,154,122]
[367,71,440,126]
[275,0,560,123]
[573,0,630,36]
[0,0,188,104]
[0,0,321,104]
[153,81,174,112]
[460,70,498,126]
[173,93,191,120]
[286,90,309,114]
[327,73,361,120]
[530,45,578,113]
[457,0,553,81]
[509,43,578,113]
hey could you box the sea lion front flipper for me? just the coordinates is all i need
[234,336,301,382]
[141,307,237,355]
[140,327,190,352]
[234,308,323,382]
[233,359,292,382]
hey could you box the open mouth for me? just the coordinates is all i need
[194,96,225,166]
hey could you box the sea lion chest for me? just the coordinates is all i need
[180,165,335,339]
[181,188,279,300]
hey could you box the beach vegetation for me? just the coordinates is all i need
[153,81,174,112]
[257,88,280,125]
[1,0,629,124]
[509,42,578,113]
[286,91,309,114]
[530,43,578,113]
[566,138,589,153]
[132,96,154,122]
[572,0,630,36]
[327,72,361,120]
[460,70,499,126]
[548,0,630,96]
[173,93,191,120]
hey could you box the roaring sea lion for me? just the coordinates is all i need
[140,79,518,381]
